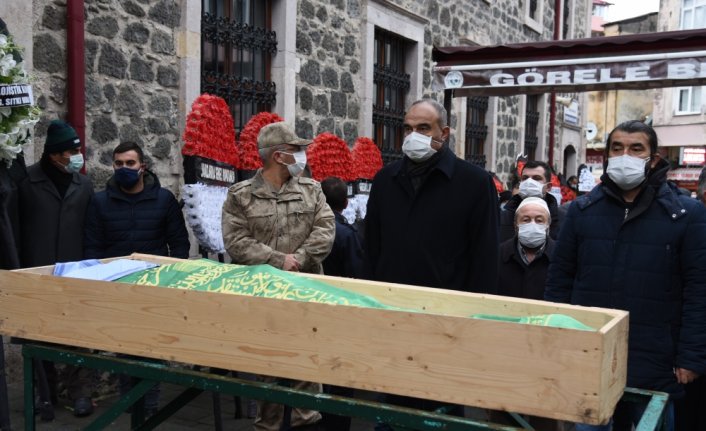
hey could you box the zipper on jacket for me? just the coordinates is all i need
[624,207,629,221]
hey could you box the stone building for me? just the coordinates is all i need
[653,0,706,192]
[0,0,592,191]
[584,11,658,178]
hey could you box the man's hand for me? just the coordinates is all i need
[283,254,301,272]
[675,367,699,384]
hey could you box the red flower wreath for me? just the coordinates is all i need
[351,137,383,180]
[306,133,355,182]
[182,94,238,167]
[237,112,284,170]
[561,185,577,203]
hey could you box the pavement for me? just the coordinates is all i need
[2,380,378,430]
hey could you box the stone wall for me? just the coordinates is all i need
[292,0,584,179]
[32,0,184,192]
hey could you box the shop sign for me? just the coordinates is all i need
[680,147,706,166]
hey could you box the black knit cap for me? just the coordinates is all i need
[44,120,80,155]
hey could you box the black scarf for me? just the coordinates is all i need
[405,147,446,193]
[41,155,73,198]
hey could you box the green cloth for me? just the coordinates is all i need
[117,259,595,331]
[471,313,595,331]
[117,259,388,308]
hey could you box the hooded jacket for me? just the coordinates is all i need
[84,170,190,259]
[545,160,706,396]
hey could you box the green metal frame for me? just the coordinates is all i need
[21,344,668,431]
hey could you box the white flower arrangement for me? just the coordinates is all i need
[0,33,40,166]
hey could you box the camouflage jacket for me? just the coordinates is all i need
[222,170,335,274]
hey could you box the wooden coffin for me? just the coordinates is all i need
[0,254,627,425]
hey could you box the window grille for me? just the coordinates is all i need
[372,28,410,165]
[465,96,489,168]
[201,0,277,136]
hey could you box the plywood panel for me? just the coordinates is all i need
[0,255,627,424]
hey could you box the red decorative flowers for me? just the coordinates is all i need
[182,94,238,167]
[306,133,356,182]
[351,137,383,180]
[237,112,284,170]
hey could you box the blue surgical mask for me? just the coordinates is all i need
[65,153,84,174]
[114,167,142,188]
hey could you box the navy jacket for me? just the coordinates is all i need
[322,212,365,278]
[545,162,706,396]
[365,148,499,292]
[84,171,190,259]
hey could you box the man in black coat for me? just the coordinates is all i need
[319,176,365,431]
[499,160,561,242]
[321,176,364,279]
[365,98,498,294]
[497,197,554,300]
[18,120,95,417]
[365,99,499,420]
[495,196,561,429]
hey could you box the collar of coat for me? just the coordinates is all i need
[574,159,688,221]
[391,146,456,180]
[249,168,317,201]
[501,236,555,265]
[27,161,81,185]
[106,169,160,201]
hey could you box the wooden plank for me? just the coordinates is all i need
[0,256,627,424]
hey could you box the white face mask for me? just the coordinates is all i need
[606,154,649,191]
[518,222,548,249]
[280,149,307,177]
[402,132,437,162]
[518,178,546,198]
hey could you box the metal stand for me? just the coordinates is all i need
[21,344,670,431]
[0,338,11,430]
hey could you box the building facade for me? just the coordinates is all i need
[0,0,592,191]
[583,11,658,179]
[653,0,706,191]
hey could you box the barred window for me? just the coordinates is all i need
[465,96,489,168]
[529,0,538,20]
[524,95,540,161]
[201,0,277,136]
[372,28,411,165]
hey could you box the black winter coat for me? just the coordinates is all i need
[499,193,561,243]
[497,237,554,300]
[18,162,93,267]
[545,162,706,396]
[84,171,190,259]
[322,212,365,278]
[0,157,26,269]
[365,148,499,292]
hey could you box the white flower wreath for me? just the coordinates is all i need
[0,33,40,166]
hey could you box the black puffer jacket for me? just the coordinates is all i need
[546,161,706,396]
[84,171,190,259]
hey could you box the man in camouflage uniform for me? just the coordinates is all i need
[222,121,335,431]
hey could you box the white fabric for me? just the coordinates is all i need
[182,183,228,253]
